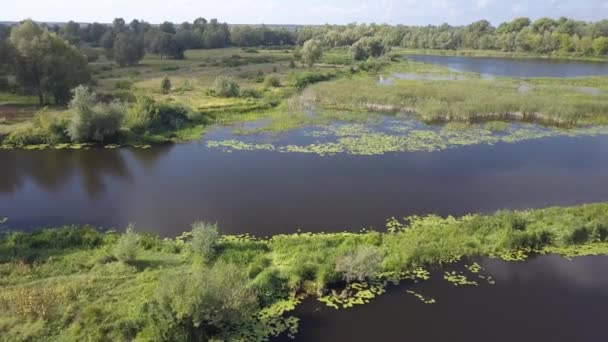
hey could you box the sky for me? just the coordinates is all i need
[3,0,608,25]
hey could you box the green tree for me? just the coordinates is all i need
[10,20,90,105]
[350,37,386,60]
[592,37,608,56]
[60,21,81,45]
[161,76,171,94]
[301,39,322,67]
[113,32,145,67]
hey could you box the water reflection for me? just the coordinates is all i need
[0,146,172,199]
[1,133,608,236]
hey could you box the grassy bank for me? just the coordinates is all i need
[2,203,608,340]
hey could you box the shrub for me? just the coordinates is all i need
[239,88,261,98]
[160,76,171,94]
[126,95,188,133]
[114,80,133,90]
[335,246,382,282]
[213,76,240,97]
[34,109,70,144]
[190,222,219,262]
[66,86,125,144]
[114,224,138,263]
[263,75,281,88]
[139,262,258,340]
[292,71,336,89]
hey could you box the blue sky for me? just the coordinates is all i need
[3,0,608,25]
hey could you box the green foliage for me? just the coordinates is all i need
[126,94,189,133]
[301,40,322,67]
[113,32,145,67]
[350,37,386,61]
[213,75,240,97]
[114,79,133,90]
[291,70,337,89]
[139,262,258,341]
[2,203,608,340]
[114,224,139,263]
[9,20,91,105]
[67,86,125,143]
[263,75,281,88]
[593,37,608,56]
[239,88,261,98]
[335,246,383,282]
[160,76,172,94]
[190,222,219,262]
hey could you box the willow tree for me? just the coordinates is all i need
[10,20,90,104]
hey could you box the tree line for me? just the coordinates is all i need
[1,17,608,105]
[300,17,608,56]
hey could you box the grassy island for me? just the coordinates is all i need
[2,202,608,340]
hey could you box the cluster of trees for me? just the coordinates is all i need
[297,17,608,56]
[77,18,231,65]
[230,25,296,47]
[0,20,90,105]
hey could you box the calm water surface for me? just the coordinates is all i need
[1,130,608,236]
[282,255,608,342]
[406,54,608,77]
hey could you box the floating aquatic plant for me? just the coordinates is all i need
[205,117,608,156]
[444,271,478,286]
[406,290,436,304]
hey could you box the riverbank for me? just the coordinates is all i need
[1,202,608,340]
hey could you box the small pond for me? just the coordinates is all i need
[405,54,608,78]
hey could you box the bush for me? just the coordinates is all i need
[335,246,382,282]
[114,224,138,263]
[263,75,281,88]
[292,71,336,89]
[126,95,188,133]
[213,76,240,97]
[190,222,219,262]
[160,76,171,94]
[34,109,70,144]
[67,86,125,144]
[139,262,258,340]
[114,80,133,90]
[239,88,261,98]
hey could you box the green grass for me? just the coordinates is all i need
[307,59,608,126]
[2,202,608,340]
